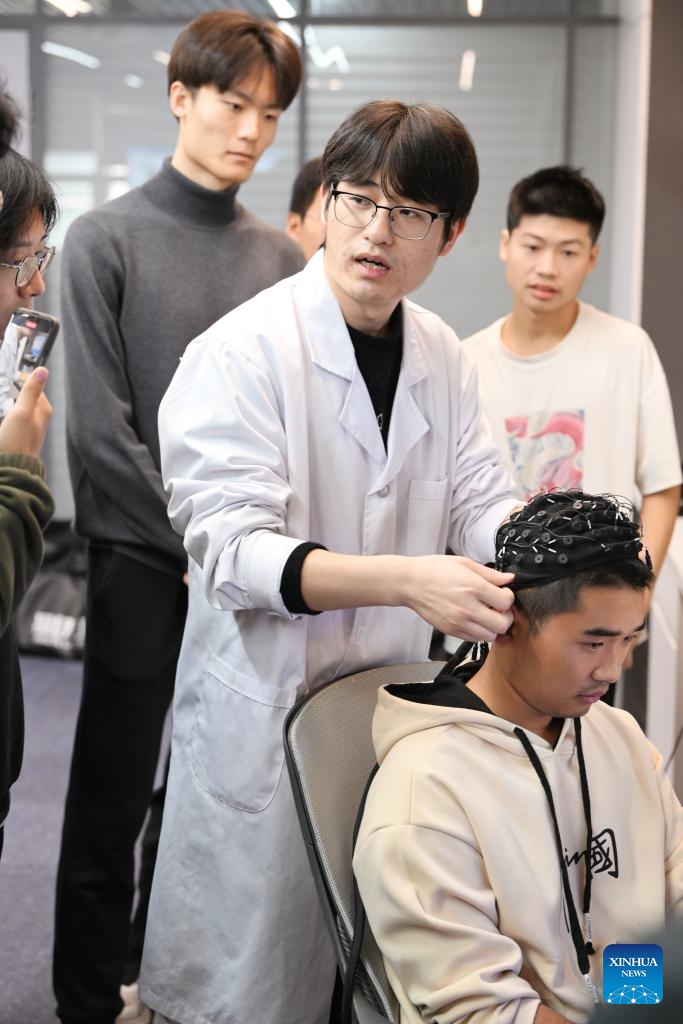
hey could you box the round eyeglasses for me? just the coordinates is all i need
[0,245,56,287]
[331,190,452,241]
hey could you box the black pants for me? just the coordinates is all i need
[54,548,187,1024]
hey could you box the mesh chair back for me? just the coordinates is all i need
[285,661,443,1023]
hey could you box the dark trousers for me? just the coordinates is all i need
[54,548,187,1024]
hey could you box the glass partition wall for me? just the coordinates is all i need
[0,1,624,514]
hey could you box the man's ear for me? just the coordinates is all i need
[285,211,303,243]
[587,241,600,275]
[311,183,326,223]
[499,228,511,263]
[168,81,190,119]
[439,217,466,257]
[320,186,333,223]
[494,601,525,647]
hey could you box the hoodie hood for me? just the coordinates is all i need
[373,661,577,765]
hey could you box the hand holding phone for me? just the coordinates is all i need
[0,307,60,411]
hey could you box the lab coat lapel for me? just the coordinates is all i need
[301,253,386,465]
[299,257,430,470]
[338,371,387,465]
[378,306,430,486]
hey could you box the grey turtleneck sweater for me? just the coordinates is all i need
[62,159,304,573]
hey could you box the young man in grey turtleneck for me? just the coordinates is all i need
[53,13,304,1024]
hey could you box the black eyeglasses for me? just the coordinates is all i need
[0,245,56,287]
[331,190,451,241]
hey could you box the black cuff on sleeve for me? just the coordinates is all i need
[280,541,328,615]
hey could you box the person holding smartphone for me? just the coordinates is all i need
[0,92,56,860]
[0,366,54,861]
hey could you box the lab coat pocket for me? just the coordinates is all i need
[190,654,298,813]
[405,478,449,555]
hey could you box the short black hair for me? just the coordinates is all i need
[516,562,652,635]
[507,165,605,243]
[168,10,301,111]
[0,148,58,257]
[289,156,322,217]
[320,100,479,238]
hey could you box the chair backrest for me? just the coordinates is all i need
[284,660,443,1024]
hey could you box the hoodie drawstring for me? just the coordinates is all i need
[513,719,599,1004]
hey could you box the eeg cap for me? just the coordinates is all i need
[494,489,650,589]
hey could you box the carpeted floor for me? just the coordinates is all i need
[0,656,82,1024]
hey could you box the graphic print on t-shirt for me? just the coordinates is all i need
[505,408,585,499]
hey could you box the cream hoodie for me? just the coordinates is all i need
[353,672,683,1024]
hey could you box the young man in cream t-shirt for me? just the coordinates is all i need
[463,165,680,580]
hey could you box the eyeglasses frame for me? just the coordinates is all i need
[330,189,452,241]
[0,245,56,287]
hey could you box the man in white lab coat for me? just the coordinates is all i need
[140,99,519,1024]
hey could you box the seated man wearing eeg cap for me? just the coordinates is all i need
[354,489,683,1024]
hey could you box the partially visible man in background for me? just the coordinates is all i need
[286,154,325,259]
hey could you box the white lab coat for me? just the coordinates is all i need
[139,252,517,1024]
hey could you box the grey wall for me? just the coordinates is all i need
[642,0,683,453]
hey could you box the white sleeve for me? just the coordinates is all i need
[354,815,541,1024]
[158,333,303,618]
[636,333,682,496]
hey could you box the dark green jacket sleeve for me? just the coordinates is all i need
[0,454,55,635]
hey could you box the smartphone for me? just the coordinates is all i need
[9,307,60,374]
[0,307,60,407]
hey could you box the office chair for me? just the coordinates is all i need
[284,660,443,1024]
